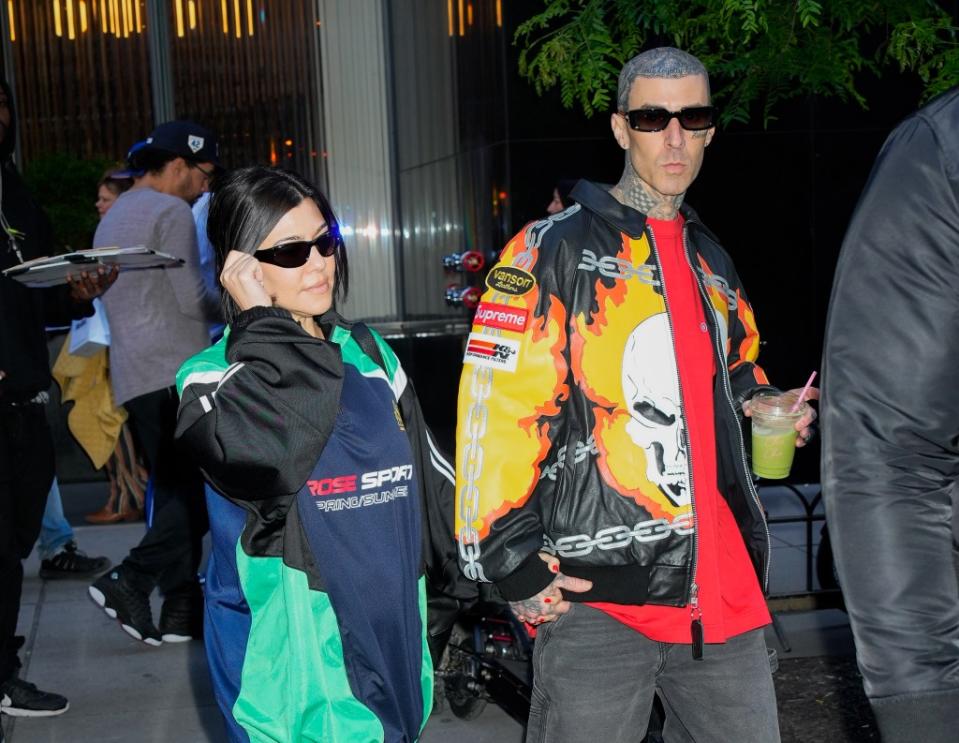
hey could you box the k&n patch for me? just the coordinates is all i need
[463,333,520,373]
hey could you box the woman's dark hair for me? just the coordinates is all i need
[207,166,349,323]
[556,178,578,209]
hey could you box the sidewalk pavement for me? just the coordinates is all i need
[2,483,877,742]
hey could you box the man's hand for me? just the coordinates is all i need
[67,265,118,302]
[743,387,820,448]
[508,552,592,625]
[219,250,272,311]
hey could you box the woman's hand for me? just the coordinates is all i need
[220,250,272,311]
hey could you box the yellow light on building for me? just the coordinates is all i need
[496,0,502,28]
[134,0,142,32]
[175,0,184,36]
[467,2,472,26]
[7,0,14,42]
[53,0,63,37]
[246,0,252,36]
[99,0,107,33]
[79,0,87,32]
[66,0,76,40]
[110,0,118,36]
[233,0,240,39]
[188,0,196,30]
[447,0,453,36]
[457,0,464,36]
[220,0,227,33]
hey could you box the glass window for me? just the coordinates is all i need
[4,0,154,163]
[167,1,325,185]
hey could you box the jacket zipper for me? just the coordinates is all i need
[681,225,771,593]
[646,226,702,658]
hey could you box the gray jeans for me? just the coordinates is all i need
[525,604,780,743]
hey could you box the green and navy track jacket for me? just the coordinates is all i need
[174,307,461,743]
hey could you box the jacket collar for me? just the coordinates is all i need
[570,179,704,239]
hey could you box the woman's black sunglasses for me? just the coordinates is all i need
[623,106,717,133]
[254,232,339,268]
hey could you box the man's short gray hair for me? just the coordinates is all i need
[617,47,710,111]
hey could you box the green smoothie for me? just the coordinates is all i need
[751,425,798,479]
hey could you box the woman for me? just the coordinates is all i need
[175,167,458,742]
[545,177,577,215]
[94,169,132,218]
[85,167,148,524]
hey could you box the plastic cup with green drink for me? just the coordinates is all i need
[749,391,811,480]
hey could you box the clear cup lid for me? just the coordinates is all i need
[750,391,807,418]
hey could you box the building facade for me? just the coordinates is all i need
[0,0,512,325]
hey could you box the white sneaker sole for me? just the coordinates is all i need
[160,633,193,643]
[88,586,162,647]
[0,697,69,717]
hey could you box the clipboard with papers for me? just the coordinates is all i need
[1,246,183,288]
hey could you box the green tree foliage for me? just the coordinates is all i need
[515,0,959,125]
[24,153,115,252]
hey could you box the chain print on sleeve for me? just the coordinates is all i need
[457,210,576,582]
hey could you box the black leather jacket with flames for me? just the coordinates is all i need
[455,180,774,606]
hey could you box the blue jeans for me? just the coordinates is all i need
[38,478,74,560]
[525,604,780,742]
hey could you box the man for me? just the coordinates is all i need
[37,477,110,579]
[821,89,959,743]
[454,48,815,741]
[88,121,221,646]
[0,80,115,717]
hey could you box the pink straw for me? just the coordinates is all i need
[790,371,817,413]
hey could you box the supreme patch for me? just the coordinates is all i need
[473,302,528,333]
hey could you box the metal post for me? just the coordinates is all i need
[145,0,174,123]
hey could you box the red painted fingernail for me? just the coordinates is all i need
[550,564,559,573]
[543,597,553,604]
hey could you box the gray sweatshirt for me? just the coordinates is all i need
[96,187,221,406]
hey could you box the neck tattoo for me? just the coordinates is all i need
[610,161,684,220]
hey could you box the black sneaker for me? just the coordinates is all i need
[88,568,162,646]
[0,677,69,717]
[159,590,204,643]
[39,541,110,580]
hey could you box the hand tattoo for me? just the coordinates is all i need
[509,594,553,624]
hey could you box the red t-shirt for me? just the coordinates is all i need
[587,215,769,644]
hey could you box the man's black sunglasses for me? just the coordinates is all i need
[254,232,339,268]
[622,106,717,133]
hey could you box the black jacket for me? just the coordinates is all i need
[821,88,959,742]
[0,80,91,399]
